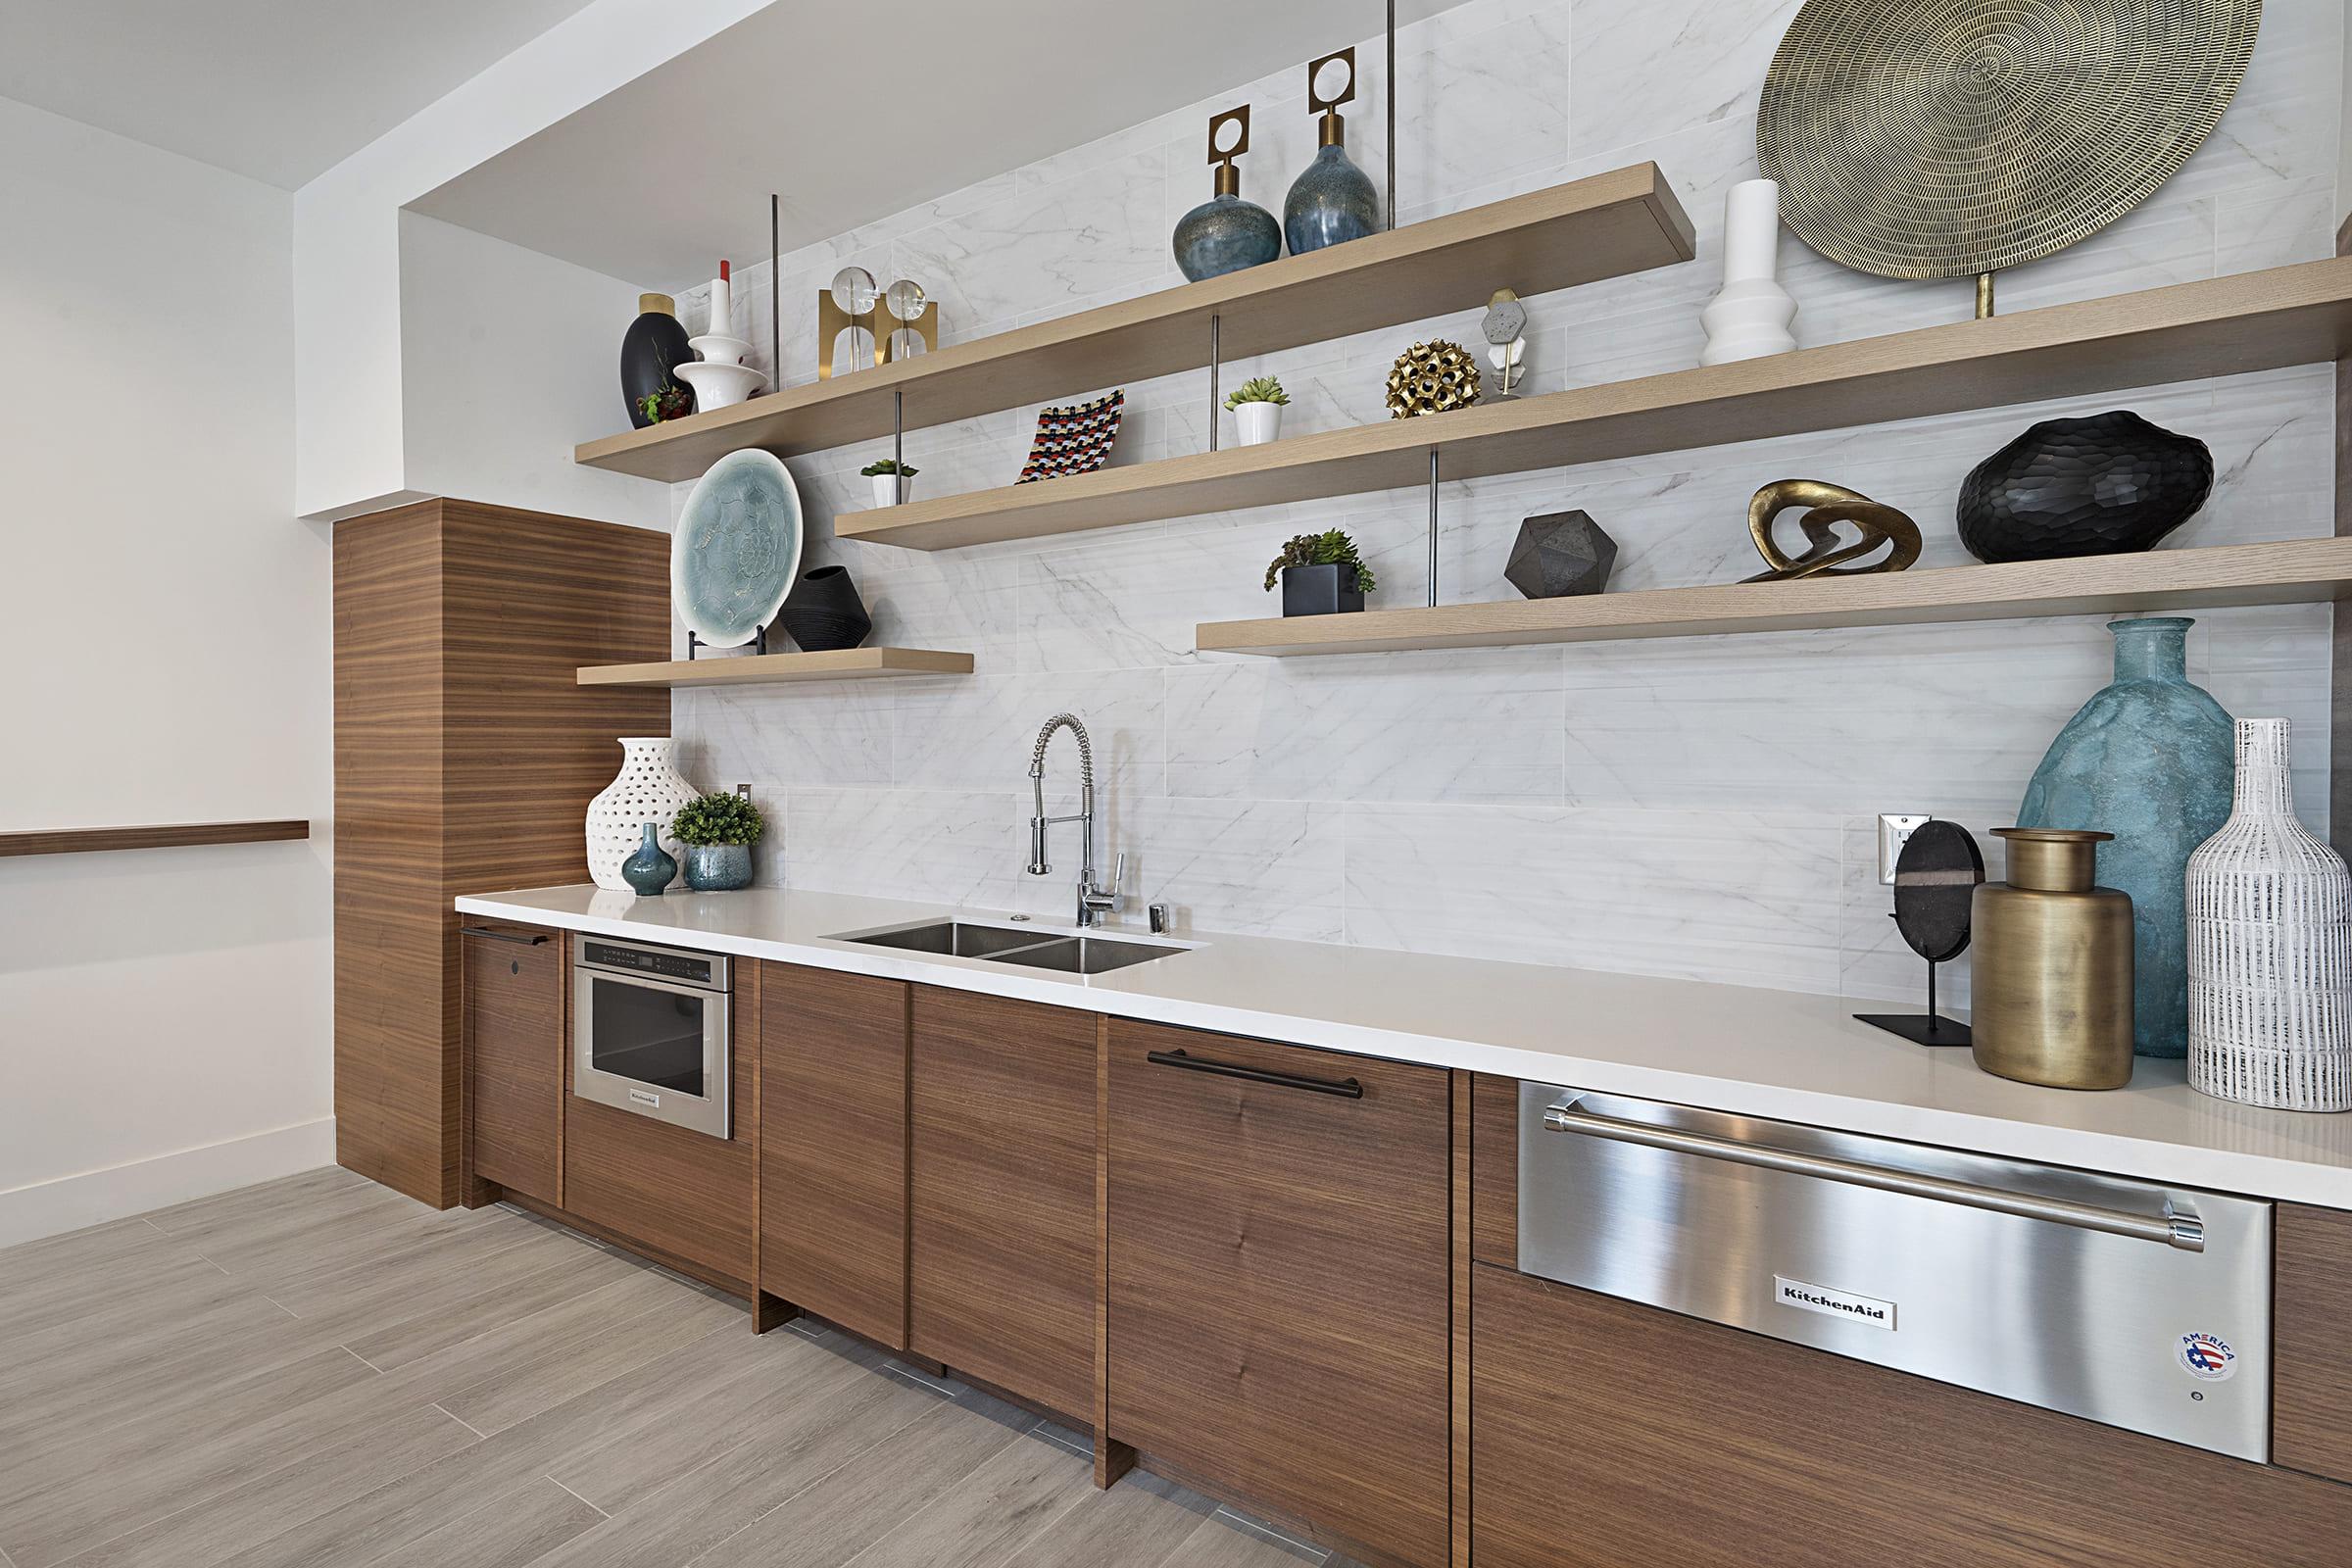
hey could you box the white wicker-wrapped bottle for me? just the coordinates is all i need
[2185,718,2352,1110]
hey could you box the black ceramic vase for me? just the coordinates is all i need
[777,565,872,652]
[619,293,696,429]
[1956,411,2213,564]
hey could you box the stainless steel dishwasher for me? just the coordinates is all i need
[1516,1082,2273,1460]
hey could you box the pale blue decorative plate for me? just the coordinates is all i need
[672,450,803,649]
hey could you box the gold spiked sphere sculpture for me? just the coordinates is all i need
[1758,0,2259,318]
[1385,339,1482,418]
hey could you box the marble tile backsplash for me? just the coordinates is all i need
[671,0,2342,1005]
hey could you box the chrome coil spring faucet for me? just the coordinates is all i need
[1028,712,1123,927]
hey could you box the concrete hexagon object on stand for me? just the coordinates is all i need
[1506,510,1617,598]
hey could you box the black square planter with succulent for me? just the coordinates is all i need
[1263,528,1376,616]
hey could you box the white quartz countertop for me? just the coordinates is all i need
[456,882,2352,1209]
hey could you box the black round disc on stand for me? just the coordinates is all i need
[1855,819,1984,1047]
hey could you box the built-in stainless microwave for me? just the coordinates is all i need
[571,935,731,1141]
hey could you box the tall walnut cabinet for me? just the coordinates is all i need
[333,498,669,1207]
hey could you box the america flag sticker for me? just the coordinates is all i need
[2178,1332,2237,1382]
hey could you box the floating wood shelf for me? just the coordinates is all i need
[0,819,312,858]
[1194,538,2352,657]
[842,257,2352,553]
[576,647,976,687]
[571,165,1694,481]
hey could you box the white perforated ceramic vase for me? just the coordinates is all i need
[2186,718,2352,1111]
[586,738,697,892]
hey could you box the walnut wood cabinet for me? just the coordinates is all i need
[2276,1201,2352,1486]
[1472,1260,2352,1567]
[562,959,760,1290]
[759,962,910,1348]
[908,986,1097,1422]
[1106,1017,1452,1568]
[460,922,564,1206]
[333,498,668,1206]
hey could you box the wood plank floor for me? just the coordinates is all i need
[0,1167,1359,1568]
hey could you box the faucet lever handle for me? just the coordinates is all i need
[1109,851,1127,895]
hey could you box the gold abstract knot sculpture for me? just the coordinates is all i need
[1386,339,1482,418]
[1741,479,1922,582]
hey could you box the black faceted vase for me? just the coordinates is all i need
[619,294,695,429]
[776,565,872,652]
[1957,411,2213,564]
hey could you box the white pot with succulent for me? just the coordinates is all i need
[862,458,917,506]
[1225,375,1289,446]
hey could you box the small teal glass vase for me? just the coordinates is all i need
[1284,140,1380,256]
[682,842,753,893]
[1174,191,1282,281]
[620,822,678,896]
[2017,617,2234,1056]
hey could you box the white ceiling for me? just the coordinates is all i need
[0,0,603,189]
[411,0,1464,289]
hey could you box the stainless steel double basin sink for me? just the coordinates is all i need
[834,919,1184,976]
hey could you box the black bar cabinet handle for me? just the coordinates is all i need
[1146,1049,1363,1099]
[462,927,550,946]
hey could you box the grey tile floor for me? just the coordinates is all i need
[0,1166,1359,1568]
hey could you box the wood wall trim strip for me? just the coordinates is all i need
[841,256,2352,552]
[1196,537,2352,657]
[0,820,310,858]
[573,165,1693,480]
[1094,1012,1137,1487]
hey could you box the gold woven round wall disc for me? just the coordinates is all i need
[1758,0,2260,281]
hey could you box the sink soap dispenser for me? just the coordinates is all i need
[1284,47,1383,256]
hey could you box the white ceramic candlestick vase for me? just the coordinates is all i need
[2186,718,2352,1110]
[586,737,698,892]
[1233,401,1283,446]
[1699,178,1798,367]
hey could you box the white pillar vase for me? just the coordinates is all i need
[1233,401,1283,446]
[2186,718,2352,1110]
[1699,178,1798,367]
[585,737,699,892]
[869,473,911,507]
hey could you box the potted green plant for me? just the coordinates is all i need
[635,382,694,425]
[670,792,765,892]
[1224,374,1289,447]
[1263,528,1376,616]
[860,457,919,507]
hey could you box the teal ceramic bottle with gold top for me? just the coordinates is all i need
[2016,617,2233,1056]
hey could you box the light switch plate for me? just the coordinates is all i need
[1878,814,1930,884]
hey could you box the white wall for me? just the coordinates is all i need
[0,96,334,1246]
[398,211,663,527]
[672,0,2342,1011]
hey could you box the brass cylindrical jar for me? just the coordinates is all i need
[1971,829,2135,1090]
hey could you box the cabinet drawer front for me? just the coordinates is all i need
[1473,1262,2352,1568]
[760,963,908,1348]
[909,987,1096,1420]
[464,923,563,1205]
[1108,1019,1449,1568]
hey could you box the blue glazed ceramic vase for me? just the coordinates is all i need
[1284,142,1380,255]
[1174,191,1283,282]
[2017,617,2234,1057]
[620,822,678,896]
[682,842,753,893]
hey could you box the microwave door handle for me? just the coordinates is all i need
[1543,1101,2204,1252]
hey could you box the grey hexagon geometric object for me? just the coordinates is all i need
[1506,510,1617,599]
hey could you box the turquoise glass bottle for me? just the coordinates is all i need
[2016,617,2234,1056]
[1173,105,1281,282]
[1283,48,1383,256]
[620,822,678,896]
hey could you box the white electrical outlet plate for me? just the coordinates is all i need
[1878,814,1930,884]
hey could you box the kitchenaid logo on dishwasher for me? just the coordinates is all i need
[1775,1276,1895,1330]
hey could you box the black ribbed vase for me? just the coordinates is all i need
[776,565,872,652]
[1957,411,2213,564]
